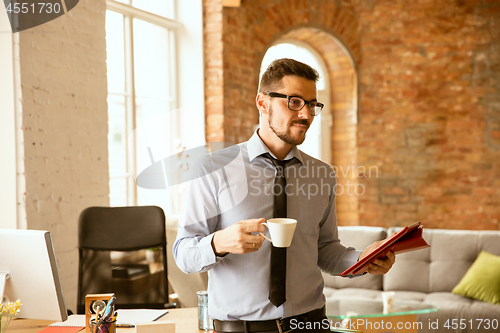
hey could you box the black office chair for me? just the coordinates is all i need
[77,206,175,314]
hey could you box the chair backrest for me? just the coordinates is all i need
[77,206,169,314]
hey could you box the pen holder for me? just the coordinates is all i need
[85,293,115,333]
[90,318,117,333]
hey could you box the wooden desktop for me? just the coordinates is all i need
[10,308,205,333]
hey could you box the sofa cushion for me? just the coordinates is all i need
[384,228,500,293]
[389,290,428,303]
[452,250,500,304]
[383,227,432,293]
[322,226,386,290]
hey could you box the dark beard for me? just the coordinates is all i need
[268,104,308,145]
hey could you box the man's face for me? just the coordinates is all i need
[267,75,316,146]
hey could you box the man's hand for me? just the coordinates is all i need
[212,218,266,256]
[358,240,396,275]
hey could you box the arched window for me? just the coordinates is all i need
[259,42,331,162]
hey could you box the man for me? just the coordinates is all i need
[174,58,395,332]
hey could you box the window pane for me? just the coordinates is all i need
[134,96,172,214]
[108,94,127,176]
[133,19,170,100]
[299,113,321,159]
[137,187,171,214]
[136,97,170,125]
[106,10,126,94]
[135,96,172,177]
[132,0,171,18]
[110,177,128,206]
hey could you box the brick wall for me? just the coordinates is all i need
[17,0,108,311]
[204,0,225,142]
[357,0,500,230]
[204,0,500,230]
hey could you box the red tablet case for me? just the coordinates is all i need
[340,221,430,277]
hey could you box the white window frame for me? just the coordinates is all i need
[106,0,180,208]
[106,0,205,215]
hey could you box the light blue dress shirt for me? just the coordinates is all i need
[173,130,361,321]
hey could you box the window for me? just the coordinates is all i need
[260,43,331,162]
[106,0,182,213]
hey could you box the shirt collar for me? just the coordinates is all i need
[247,129,304,165]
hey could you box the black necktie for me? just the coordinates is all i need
[264,153,291,307]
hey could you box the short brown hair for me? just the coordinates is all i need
[258,58,320,93]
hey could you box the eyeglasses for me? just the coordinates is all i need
[264,92,324,116]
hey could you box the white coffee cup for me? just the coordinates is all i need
[259,218,297,247]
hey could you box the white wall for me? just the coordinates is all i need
[2,0,109,312]
[0,9,19,230]
[0,0,205,312]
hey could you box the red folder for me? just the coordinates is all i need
[38,327,83,333]
[340,221,430,277]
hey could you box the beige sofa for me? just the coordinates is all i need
[324,226,500,333]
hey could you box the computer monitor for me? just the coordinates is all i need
[0,229,68,321]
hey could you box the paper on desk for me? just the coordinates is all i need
[49,315,85,327]
[49,309,168,328]
[38,327,84,333]
[116,309,169,326]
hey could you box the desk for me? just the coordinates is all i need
[10,308,204,333]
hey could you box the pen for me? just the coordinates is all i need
[116,324,135,328]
